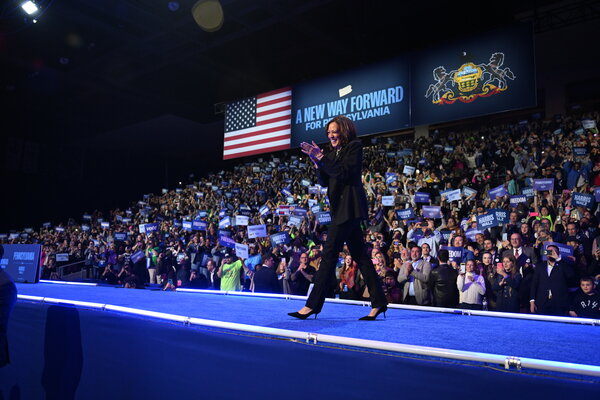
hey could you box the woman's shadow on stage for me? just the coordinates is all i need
[41,305,83,400]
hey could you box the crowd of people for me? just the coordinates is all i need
[2,109,600,318]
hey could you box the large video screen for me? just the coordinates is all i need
[410,23,536,126]
[290,58,410,147]
[1,244,41,283]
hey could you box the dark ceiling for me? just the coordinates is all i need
[2,0,578,143]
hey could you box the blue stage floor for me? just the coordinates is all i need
[16,283,600,367]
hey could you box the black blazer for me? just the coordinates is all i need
[530,260,575,308]
[253,265,281,294]
[316,140,369,226]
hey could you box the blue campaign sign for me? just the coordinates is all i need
[219,216,231,229]
[462,187,477,197]
[316,212,332,225]
[291,57,410,147]
[182,221,193,232]
[219,235,236,249]
[248,224,267,239]
[114,233,128,241]
[403,165,416,175]
[533,178,554,192]
[465,228,484,242]
[411,23,536,126]
[0,244,41,283]
[571,192,594,209]
[192,219,208,231]
[270,232,291,246]
[522,187,535,198]
[422,206,442,219]
[139,223,159,234]
[292,208,308,217]
[173,220,182,227]
[440,246,464,263]
[131,250,145,264]
[542,242,574,262]
[491,209,509,224]
[440,230,452,244]
[440,189,461,202]
[385,172,398,184]
[489,185,508,200]
[510,195,528,207]
[476,213,496,230]
[573,147,588,156]
[395,208,415,220]
[415,192,430,203]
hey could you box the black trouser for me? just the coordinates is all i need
[306,219,386,312]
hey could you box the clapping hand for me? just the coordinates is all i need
[300,141,323,164]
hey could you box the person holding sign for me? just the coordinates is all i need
[289,116,387,320]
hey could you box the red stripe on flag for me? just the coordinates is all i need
[258,95,292,109]
[258,87,292,99]
[256,105,291,118]
[257,115,290,126]
[223,144,291,160]
[224,134,291,151]
[224,124,291,142]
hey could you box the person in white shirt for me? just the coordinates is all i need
[457,259,486,310]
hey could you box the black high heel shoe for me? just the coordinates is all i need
[288,310,319,320]
[359,305,388,321]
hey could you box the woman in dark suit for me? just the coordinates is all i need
[288,116,387,320]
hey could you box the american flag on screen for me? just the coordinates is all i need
[223,87,292,160]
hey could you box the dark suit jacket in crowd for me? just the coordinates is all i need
[253,265,281,294]
[316,140,369,226]
[428,263,459,308]
[502,246,538,267]
[0,270,17,368]
[530,259,575,312]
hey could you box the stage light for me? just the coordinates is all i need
[21,1,39,15]
[192,0,224,32]
[32,19,38,23]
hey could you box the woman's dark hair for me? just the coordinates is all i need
[325,115,357,149]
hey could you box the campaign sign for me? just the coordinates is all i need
[235,215,250,226]
[510,195,528,207]
[440,230,452,244]
[42,222,51,228]
[573,147,588,156]
[270,232,291,246]
[192,220,207,231]
[83,214,92,220]
[248,224,267,239]
[55,227,65,233]
[403,165,416,176]
[491,209,509,224]
[542,242,574,262]
[411,23,536,126]
[0,244,41,283]
[81,225,90,232]
[440,246,463,263]
[219,216,231,229]
[441,189,461,202]
[489,185,508,200]
[465,228,483,242]
[235,243,249,259]
[582,119,597,129]
[385,173,398,184]
[55,253,69,262]
[131,250,145,264]
[288,215,303,227]
[182,221,193,232]
[382,195,395,206]
[311,204,321,214]
[114,233,127,241]
[462,187,477,197]
[301,179,311,187]
[422,206,442,218]
[122,218,132,224]
[533,179,554,192]
[476,213,496,230]
[219,235,236,249]
[415,192,430,203]
[308,186,320,194]
[571,192,594,209]
[101,222,110,229]
[173,220,182,227]
[317,212,332,225]
[522,187,535,198]
[259,205,270,216]
[292,208,308,217]
[139,223,159,234]
[291,57,410,147]
[219,230,232,238]
[395,208,415,220]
